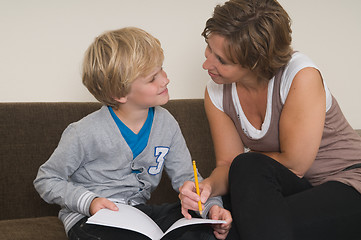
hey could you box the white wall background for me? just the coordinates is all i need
[1,0,360,128]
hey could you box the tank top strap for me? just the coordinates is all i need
[222,67,285,152]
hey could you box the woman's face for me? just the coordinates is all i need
[202,34,254,84]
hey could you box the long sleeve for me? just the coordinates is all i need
[34,124,97,217]
[160,114,223,218]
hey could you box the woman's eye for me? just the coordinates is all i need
[217,56,225,64]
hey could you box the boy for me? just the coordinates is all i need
[34,27,231,240]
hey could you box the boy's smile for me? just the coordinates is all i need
[158,87,168,96]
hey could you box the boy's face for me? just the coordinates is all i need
[124,66,170,108]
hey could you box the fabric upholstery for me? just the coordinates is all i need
[1,100,359,240]
[0,100,215,239]
[0,217,67,240]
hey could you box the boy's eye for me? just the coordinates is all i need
[148,67,163,83]
[150,73,158,82]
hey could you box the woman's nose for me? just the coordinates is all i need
[202,60,208,70]
[202,57,212,70]
[203,48,213,70]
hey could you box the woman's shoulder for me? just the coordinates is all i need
[206,80,225,112]
[285,52,319,75]
[279,52,321,103]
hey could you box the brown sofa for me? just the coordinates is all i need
[1,100,361,240]
[0,100,217,240]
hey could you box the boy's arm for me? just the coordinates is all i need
[164,121,224,218]
[202,196,223,219]
[33,125,98,217]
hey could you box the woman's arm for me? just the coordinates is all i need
[202,89,244,197]
[262,67,326,177]
[179,88,243,215]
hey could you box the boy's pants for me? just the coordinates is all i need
[68,201,216,240]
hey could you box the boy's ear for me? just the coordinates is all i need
[114,96,128,104]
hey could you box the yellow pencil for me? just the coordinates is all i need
[192,160,203,216]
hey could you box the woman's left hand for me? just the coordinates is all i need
[208,205,232,239]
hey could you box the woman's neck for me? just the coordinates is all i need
[236,75,268,92]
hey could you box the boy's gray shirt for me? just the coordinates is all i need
[34,105,222,234]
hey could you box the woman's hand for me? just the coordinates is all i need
[179,180,212,219]
[208,205,232,240]
[89,197,119,216]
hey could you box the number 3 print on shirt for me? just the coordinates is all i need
[148,146,169,175]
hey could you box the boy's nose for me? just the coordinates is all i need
[162,70,170,85]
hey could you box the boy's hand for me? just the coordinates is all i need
[208,205,232,240]
[89,197,119,216]
[179,180,212,219]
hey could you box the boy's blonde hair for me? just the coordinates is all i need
[82,27,164,108]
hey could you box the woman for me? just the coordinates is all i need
[179,0,361,239]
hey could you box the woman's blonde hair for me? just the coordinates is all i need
[203,0,293,80]
[82,27,164,108]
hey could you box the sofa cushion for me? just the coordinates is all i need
[0,217,67,240]
[0,100,215,220]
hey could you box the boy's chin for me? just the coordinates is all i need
[148,95,169,107]
[158,96,170,106]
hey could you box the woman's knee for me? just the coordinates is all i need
[229,152,281,184]
[230,152,271,173]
